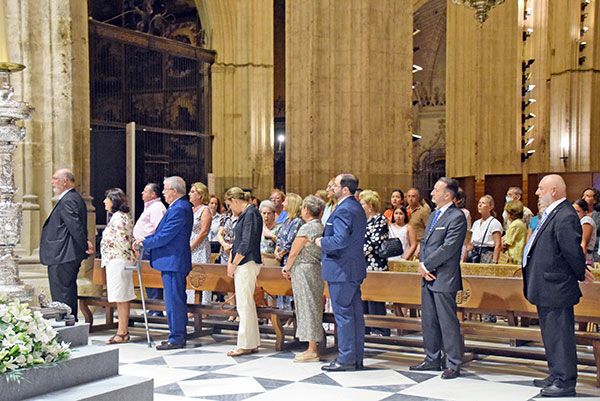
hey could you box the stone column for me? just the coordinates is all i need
[6,0,97,300]
[285,0,413,197]
[196,0,274,199]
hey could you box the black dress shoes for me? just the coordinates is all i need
[156,342,185,351]
[409,361,442,371]
[533,377,553,388]
[441,368,460,379]
[321,360,357,372]
[539,384,576,397]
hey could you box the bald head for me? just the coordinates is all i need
[536,174,567,207]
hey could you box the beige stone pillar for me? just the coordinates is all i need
[547,0,600,172]
[285,0,414,197]
[195,0,274,199]
[6,0,97,300]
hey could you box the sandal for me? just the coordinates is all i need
[105,332,130,345]
[228,316,236,322]
[294,351,320,363]
[227,347,259,357]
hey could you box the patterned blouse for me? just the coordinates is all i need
[276,217,304,264]
[364,214,389,271]
[219,213,237,264]
[101,211,136,266]
[261,223,282,254]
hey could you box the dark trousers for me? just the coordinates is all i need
[421,285,464,370]
[537,305,577,388]
[48,261,81,319]
[363,301,391,336]
[161,271,188,345]
[328,281,365,365]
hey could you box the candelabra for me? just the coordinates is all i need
[452,0,506,24]
[0,61,33,302]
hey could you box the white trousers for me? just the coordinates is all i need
[234,261,261,349]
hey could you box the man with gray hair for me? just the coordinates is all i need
[503,186,533,230]
[40,168,93,319]
[136,176,193,350]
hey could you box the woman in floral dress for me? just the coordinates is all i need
[359,189,390,336]
[101,188,136,344]
[189,182,212,304]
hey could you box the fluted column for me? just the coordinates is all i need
[6,0,96,300]
[286,0,414,196]
[196,0,274,198]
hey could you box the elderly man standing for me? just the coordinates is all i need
[316,173,367,372]
[523,175,594,397]
[40,169,93,319]
[133,183,167,316]
[137,176,193,350]
[503,186,533,230]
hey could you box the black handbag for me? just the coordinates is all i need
[377,238,404,258]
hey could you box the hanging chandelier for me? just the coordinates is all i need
[452,0,506,24]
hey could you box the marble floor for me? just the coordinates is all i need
[88,324,600,401]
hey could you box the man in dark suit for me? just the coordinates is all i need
[40,169,92,319]
[137,176,193,350]
[316,173,367,372]
[523,174,594,397]
[410,177,467,379]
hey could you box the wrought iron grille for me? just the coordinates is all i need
[88,18,214,222]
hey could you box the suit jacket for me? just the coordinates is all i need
[143,197,193,274]
[321,196,367,282]
[40,189,88,266]
[522,199,586,307]
[420,204,467,292]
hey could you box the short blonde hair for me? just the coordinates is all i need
[191,182,210,204]
[480,194,495,209]
[359,189,382,213]
[285,193,303,220]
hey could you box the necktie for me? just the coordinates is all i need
[427,209,442,235]
[523,211,548,267]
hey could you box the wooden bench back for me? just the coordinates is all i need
[92,259,600,321]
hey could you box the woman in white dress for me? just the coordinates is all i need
[101,188,136,344]
[189,182,212,304]
[573,199,597,265]
[388,206,417,261]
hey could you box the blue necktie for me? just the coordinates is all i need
[523,211,548,267]
[427,209,442,235]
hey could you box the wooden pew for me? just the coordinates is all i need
[80,260,600,385]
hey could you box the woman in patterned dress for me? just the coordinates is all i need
[189,182,212,304]
[282,195,326,362]
[101,188,136,344]
[274,193,304,312]
[359,189,390,336]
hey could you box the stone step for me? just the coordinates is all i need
[24,375,154,401]
[1,346,118,401]
[55,322,90,347]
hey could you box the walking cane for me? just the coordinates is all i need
[135,243,153,347]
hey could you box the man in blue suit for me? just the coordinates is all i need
[136,176,193,350]
[316,173,367,371]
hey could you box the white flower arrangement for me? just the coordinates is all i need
[0,297,70,374]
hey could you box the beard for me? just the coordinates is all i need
[538,193,552,209]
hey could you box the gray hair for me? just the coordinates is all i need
[164,176,186,195]
[259,199,276,212]
[302,194,326,218]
